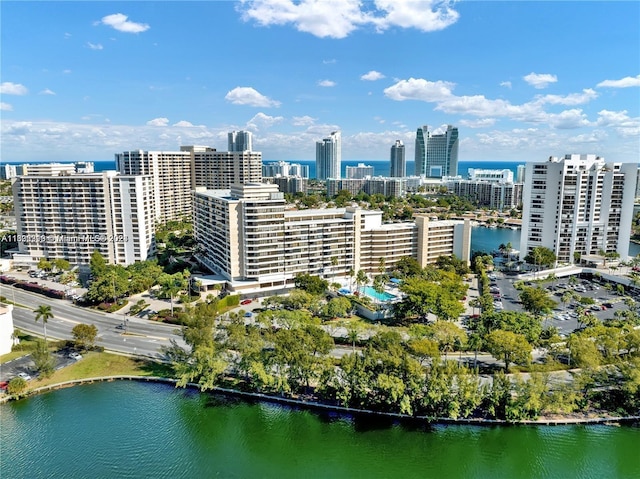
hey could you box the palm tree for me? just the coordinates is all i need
[34,305,54,342]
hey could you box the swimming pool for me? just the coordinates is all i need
[362,286,397,302]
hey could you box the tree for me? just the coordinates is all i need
[524,246,556,270]
[89,249,108,277]
[519,287,556,318]
[567,335,601,368]
[355,269,369,294]
[322,296,351,319]
[72,323,98,351]
[7,377,28,396]
[426,321,467,359]
[37,258,52,272]
[485,330,532,372]
[86,266,129,304]
[34,305,53,342]
[294,273,328,295]
[158,271,188,316]
[31,338,55,377]
[53,258,71,272]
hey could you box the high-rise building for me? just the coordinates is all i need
[193,183,470,292]
[116,150,193,222]
[316,131,341,180]
[346,163,374,179]
[390,140,406,177]
[520,154,637,264]
[228,130,253,152]
[262,161,309,178]
[414,125,459,178]
[189,148,262,189]
[516,165,526,184]
[12,167,156,266]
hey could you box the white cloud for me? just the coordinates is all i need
[547,109,592,129]
[361,70,385,81]
[383,77,454,102]
[0,82,28,95]
[64,32,72,39]
[146,117,169,127]
[292,115,317,126]
[459,118,496,128]
[499,81,512,89]
[238,0,459,39]
[39,89,56,95]
[323,59,337,64]
[87,42,104,50]
[523,72,558,89]
[596,109,640,138]
[0,102,13,111]
[63,69,72,74]
[245,112,284,130]
[318,79,336,87]
[597,75,640,88]
[536,88,597,106]
[173,120,194,127]
[99,13,150,34]
[225,86,281,107]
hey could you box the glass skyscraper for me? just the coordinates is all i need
[228,130,253,152]
[390,140,406,177]
[414,125,459,178]
[315,131,341,180]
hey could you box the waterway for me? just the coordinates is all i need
[471,225,640,258]
[2,381,639,478]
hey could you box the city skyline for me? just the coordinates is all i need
[1,1,639,164]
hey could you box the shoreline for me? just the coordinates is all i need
[3,375,639,427]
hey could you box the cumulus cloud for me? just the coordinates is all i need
[597,75,640,88]
[99,13,150,33]
[237,0,459,39]
[523,72,558,89]
[547,109,592,129]
[225,86,281,107]
[146,117,169,127]
[0,82,28,95]
[383,77,454,102]
[596,109,640,138]
[318,79,336,87]
[245,112,284,130]
[173,120,194,127]
[536,88,597,106]
[0,102,13,111]
[87,42,104,50]
[459,118,496,128]
[292,115,317,126]
[39,89,56,95]
[361,70,385,81]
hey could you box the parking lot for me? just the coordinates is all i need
[489,271,633,337]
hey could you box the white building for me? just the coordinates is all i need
[12,167,156,266]
[228,130,253,152]
[263,161,309,178]
[316,131,341,180]
[346,163,374,179]
[193,183,470,292]
[468,168,514,183]
[0,304,15,355]
[390,140,406,178]
[520,154,637,264]
[116,150,193,222]
[189,147,262,190]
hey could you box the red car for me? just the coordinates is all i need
[241,299,252,305]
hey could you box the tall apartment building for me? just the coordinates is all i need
[263,161,309,178]
[445,180,523,211]
[390,140,406,177]
[12,167,155,266]
[415,125,459,178]
[193,183,470,292]
[316,131,341,180]
[468,168,513,183]
[516,165,526,184]
[189,148,262,189]
[115,150,193,222]
[346,163,374,179]
[520,154,636,264]
[269,176,308,194]
[1,164,17,180]
[228,130,253,152]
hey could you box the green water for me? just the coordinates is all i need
[2,381,639,478]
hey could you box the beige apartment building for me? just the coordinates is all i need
[186,146,262,190]
[12,166,156,266]
[193,183,470,292]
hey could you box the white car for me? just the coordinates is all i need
[17,372,32,381]
[69,352,82,360]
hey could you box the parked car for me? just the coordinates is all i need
[241,299,252,305]
[17,372,32,381]
[244,312,253,318]
[69,352,82,360]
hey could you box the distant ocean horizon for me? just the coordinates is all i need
[5,159,525,179]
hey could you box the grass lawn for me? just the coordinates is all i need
[26,352,174,391]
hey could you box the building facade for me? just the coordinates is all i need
[346,163,374,179]
[12,168,156,266]
[190,148,262,190]
[228,130,253,152]
[415,125,459,178]
[520,154,637,264]
[316,131,341,180]
[263,161,309,178]
[390,140,406,177]
[116,150,193,222]
[193,183,470,292]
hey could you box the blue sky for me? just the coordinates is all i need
[1,1,639,164]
